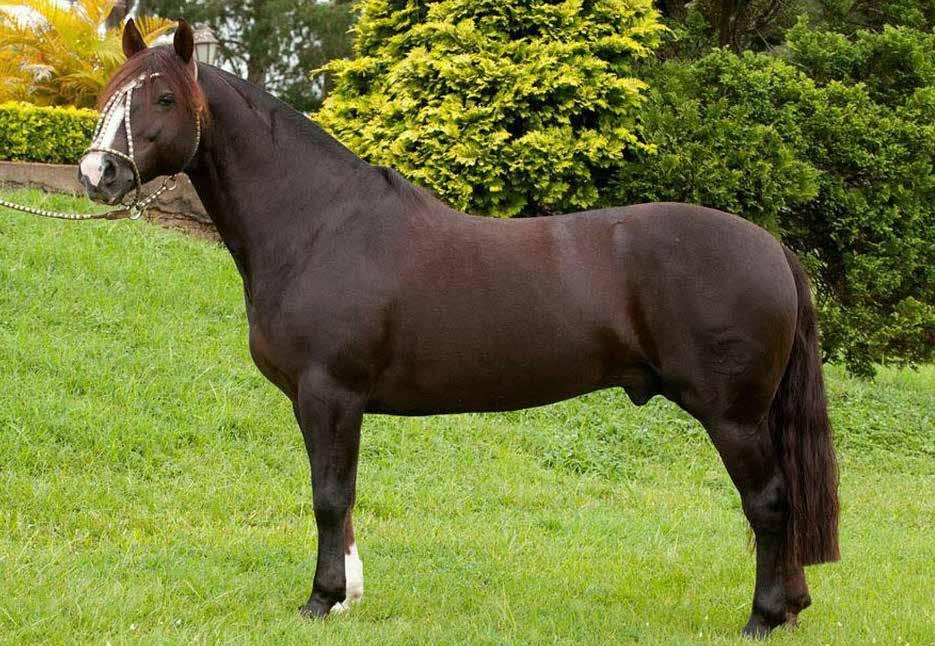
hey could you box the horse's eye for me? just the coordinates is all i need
[158,94,175,107]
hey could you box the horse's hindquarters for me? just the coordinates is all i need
[613,203,798,424]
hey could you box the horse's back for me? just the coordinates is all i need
[366,202,796,417]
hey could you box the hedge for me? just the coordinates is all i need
[0,102,97,165]
[617,46,934,376]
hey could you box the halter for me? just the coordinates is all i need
[0,72,202,222]
[84,71,202,219]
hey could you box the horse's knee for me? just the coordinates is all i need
[312,493,352,527]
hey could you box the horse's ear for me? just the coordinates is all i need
[174,19,195,65]
[122,18,147,60]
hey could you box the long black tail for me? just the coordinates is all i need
[769,248,840,566]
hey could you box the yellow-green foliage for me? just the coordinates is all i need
[318,0,666,217]
[0,0,172,108]
[0,102,97,165]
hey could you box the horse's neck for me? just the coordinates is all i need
[186,68,378,294]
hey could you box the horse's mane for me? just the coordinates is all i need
[206,66,443,212]
[99,46,207,120]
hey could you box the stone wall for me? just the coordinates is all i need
[0,160,217,239]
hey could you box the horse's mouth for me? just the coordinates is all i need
[77,153,135,206]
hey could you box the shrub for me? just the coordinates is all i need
[786,19,935,106]
[318,4,932,374]
[318,0,665,217]
[617,47,934,376]
[0,102,97,165]
[616,53,822,233]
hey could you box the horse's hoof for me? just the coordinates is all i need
[781,594,810,630]
[298,599,331,619]
[299,595,356,619]
[741,616,775,639]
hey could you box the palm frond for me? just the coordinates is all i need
[135,15,175,43]
[0,0,159,106]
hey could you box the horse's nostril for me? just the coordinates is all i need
[101,158,117,186]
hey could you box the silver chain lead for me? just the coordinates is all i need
[1,72,200,222]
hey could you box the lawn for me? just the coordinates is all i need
[1,189,933,644]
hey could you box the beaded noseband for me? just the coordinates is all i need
[0,72,201,221]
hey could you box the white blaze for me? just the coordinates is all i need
[79,101,125,187]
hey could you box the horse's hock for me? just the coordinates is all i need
[0,160,218,239]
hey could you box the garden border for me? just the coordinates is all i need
[0,160,218,240]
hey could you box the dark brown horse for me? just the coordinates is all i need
[78,20,840,637]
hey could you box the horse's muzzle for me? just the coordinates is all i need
[78,151,135,205]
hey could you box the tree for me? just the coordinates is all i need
[138,0,356,111]
[654,0,935,57]
[0,0,172,108]
[318,0,665,217]
[655,0,807,53]
[816,0,935,33]
[105,0,132,30]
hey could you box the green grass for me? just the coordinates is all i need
[1,188,933,645]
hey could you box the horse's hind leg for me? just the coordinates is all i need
[705,419,789,637]
[784,557,810,625]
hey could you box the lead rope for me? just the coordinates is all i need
[0,72,200,222]
[0,177,177,221]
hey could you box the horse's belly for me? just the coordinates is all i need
[366,369,607,415]
[366,320,620,415]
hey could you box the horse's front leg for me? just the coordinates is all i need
[292,371,364,618]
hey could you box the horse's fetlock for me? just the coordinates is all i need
[753,586,787,627]
[787,591,811,614]
[312,575,347,607]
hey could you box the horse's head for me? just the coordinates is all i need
[78,19,206,206]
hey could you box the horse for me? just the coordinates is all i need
[77,20,840,637]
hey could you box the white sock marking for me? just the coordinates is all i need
[345,542,364,602]
[327,542,364,615]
